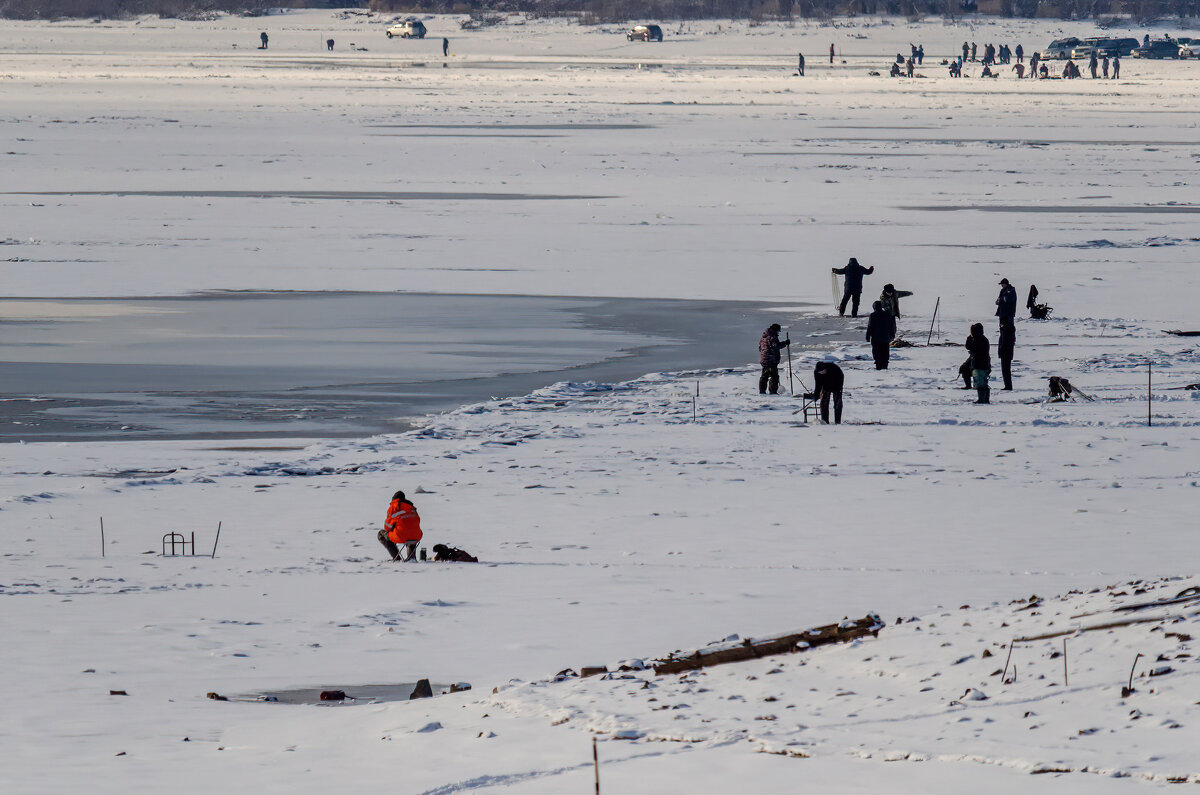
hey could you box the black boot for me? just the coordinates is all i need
[975,386,990,404]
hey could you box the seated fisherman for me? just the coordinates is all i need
[379,490,422,561]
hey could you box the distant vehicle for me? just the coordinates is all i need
[386,19,426,39]
[627,24,664,42]
[1132,38,1181,58]
[1178,40,1200,58]
[1040,37,1082,59]
[1069,37,1139,58]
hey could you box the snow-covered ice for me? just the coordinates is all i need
[1,11,1198,793]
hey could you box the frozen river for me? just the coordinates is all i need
[0,291,833,441]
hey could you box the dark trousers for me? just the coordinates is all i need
[378,529,416,561]
[759,364,780,394]
[819,389,843,424]
[839,289,861,317]
[871,342,889,370]
[1000,356,1013,390]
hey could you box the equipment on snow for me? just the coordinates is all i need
[1048,376,1094,402]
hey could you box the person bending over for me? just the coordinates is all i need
[813,361,844,424]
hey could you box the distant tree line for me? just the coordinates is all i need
[3,0,1196,25]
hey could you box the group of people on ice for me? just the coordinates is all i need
[758,259,1037,420]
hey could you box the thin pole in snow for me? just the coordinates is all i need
[927,297,940,346]
[1147,361,1152,427]
[100,517,105,558]
[1001,639,1015,684]
[785,335,794,396]
[593,736,600,794]
[211,521,223,559]
[1063,638,1068,686]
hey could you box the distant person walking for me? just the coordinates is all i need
[832,257,875,317]
[379,490,423,561]
[965,323,991,404]
[443,37,449,56]
[1015,43,1024,62]
[830,43,836,64]
[797,52,805,76]
[866,301,894,370]
[260,31,268,49]
[812,361,845,424]
[327,38,335,51]
[758,323,791,395]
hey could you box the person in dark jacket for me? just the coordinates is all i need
[879,283,913,335]
[443,37,449,56]
[995,277,1017,321]
[832,257,875,317]
[812,361,844,424]
[259,31,269,49]
[758,323,791,394]
[797,52,805,75]
[998,320,1015,390]
[865,302,894,370]
[965,322,991,404]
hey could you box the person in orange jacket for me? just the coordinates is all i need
[378,490,423,561]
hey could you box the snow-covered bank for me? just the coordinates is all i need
[2,308,1198,790]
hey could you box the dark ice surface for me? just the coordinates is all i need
[0,292,846,442]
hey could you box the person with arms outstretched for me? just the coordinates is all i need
[832,257,875,317]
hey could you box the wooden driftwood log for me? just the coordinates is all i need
[652,614,884,675]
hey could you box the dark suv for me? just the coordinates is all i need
[1132,38,1181,58]
[627,25,664,42]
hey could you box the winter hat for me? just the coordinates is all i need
[999,278,1010,285]
[883,283,894,292]
[872,301,883,310]
[848,257,859,266]
[769,323,782,332]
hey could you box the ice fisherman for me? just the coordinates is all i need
[995,277,1017,321]
[830,43,835,64]
[797,52,805,76]
[259,31,268,49]
[998,319,1015,391]
[443,37,449,56]
[865,301,894,370]
[758,323,791,395]
[965,323,991,404]
[1112,55,1120,79]
[379,490,423,561]
[1015,43,1024,62]
[812,361,845,424]
[327,38,335,51]
[832,257,875,317]
[879,283,913,331]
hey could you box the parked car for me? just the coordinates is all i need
[386,19,426,39]
[1070,37,1139,58]
[1132,38,1181,58]
[1179,40,1200,58]
[1040,37,1082,59]
[627,24,664,42]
